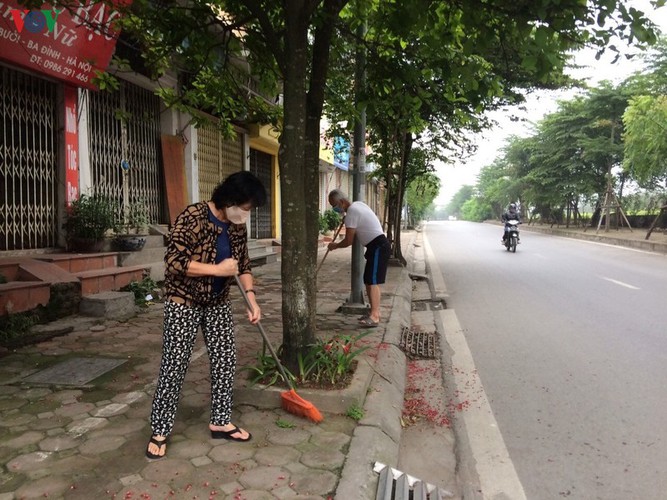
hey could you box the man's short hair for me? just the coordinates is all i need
[328,189,349,204]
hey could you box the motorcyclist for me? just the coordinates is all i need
[501,203,522,244]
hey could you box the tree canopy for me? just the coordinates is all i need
[452,37,667,228]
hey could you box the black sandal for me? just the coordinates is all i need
[145,436,167,459]
[210,425,252,442]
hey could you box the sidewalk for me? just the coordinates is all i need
[0,232,437,500]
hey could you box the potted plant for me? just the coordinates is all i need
[64,194,118,252]
[112,199,150,251]
[319,208,341,236]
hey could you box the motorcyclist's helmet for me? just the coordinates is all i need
[509,203,517,210]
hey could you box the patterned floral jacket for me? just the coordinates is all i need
[164,202,251,307]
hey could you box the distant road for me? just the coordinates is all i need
[425,220,667,500]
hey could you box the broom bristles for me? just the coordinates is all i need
[281,389,323,423]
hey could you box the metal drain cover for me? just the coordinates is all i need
[23,357,127,386]
[400,328,439,359]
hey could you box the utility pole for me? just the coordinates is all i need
[347,18,367,309]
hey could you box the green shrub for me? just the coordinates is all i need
[0,313,36,346]
[121,276,158,307]
[246,331,370,388]
[244,349,296,386]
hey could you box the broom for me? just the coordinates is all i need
[316,219,345,277]
[234,275,323,423]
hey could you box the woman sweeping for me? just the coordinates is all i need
[146,170,267,460]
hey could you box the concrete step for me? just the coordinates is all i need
[117,246,165,268]
[74,265,148,295]
[79,291,136,319]
[0,258,81,315]
[248,239,280,266]
[35,253,119,273]
[116,244,166,283]
[142,234,167,249]
[149,224,170,237]
[248,245,278,266]
[15,259,79,284]
[0,280,51,315]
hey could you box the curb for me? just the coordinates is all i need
[335,232,416,499]
[234,358,374,414]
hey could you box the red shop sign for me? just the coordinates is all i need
[64,85,79,206]
[0,0,130,89]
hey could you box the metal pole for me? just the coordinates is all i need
[349,18,367,306]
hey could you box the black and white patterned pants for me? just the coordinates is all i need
[150,300,236,437]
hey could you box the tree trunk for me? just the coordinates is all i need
[645,204,667,240]
[279,7,315,370]
[391,132,412,265]
[279,1,345,370]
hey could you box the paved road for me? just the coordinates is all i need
[425,221,667,500]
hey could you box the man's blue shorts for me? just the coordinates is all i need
[363,235,391,285]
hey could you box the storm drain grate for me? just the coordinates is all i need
[400,328,438,359]
[374,462,454,499]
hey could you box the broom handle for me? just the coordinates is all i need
[316,219,344,276]
[234,275,294,389]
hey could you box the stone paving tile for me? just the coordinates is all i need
[168,439,212,460]
[254,445,302,467]
[290,468,338,496]
[2,431,44,449]
[6,450,55,473]
[0,399,26,411]
[266,427,311,447]
[300,448,345,469]
[238,465,291,490]
[31,414,72,431]
[78,434,126,455]
[39,435,80,452]
[140,457,196,482]
[13,475,72,499]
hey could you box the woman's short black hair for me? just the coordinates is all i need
[211,171,267,209]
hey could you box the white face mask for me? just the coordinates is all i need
[226,206,250,224]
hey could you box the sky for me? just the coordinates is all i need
[434,0,667,207]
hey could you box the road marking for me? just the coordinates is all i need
[424,230,527,500]
[601,276,640,290]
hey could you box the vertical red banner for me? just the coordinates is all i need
[64,85,79,206]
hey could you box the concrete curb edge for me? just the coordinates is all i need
[335,232,417,499]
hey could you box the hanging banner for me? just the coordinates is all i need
[0,0,130,89]
[64,85,78,206]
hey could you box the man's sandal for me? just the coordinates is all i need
[145,436,167,460]
[358,317,379,328]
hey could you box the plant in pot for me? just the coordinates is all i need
[319,208,341,236]
[64,194,118,253]
[113,200,150,251]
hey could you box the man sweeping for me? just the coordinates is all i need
[327,189,391,328]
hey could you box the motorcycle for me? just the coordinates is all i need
[503,219,520,253]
